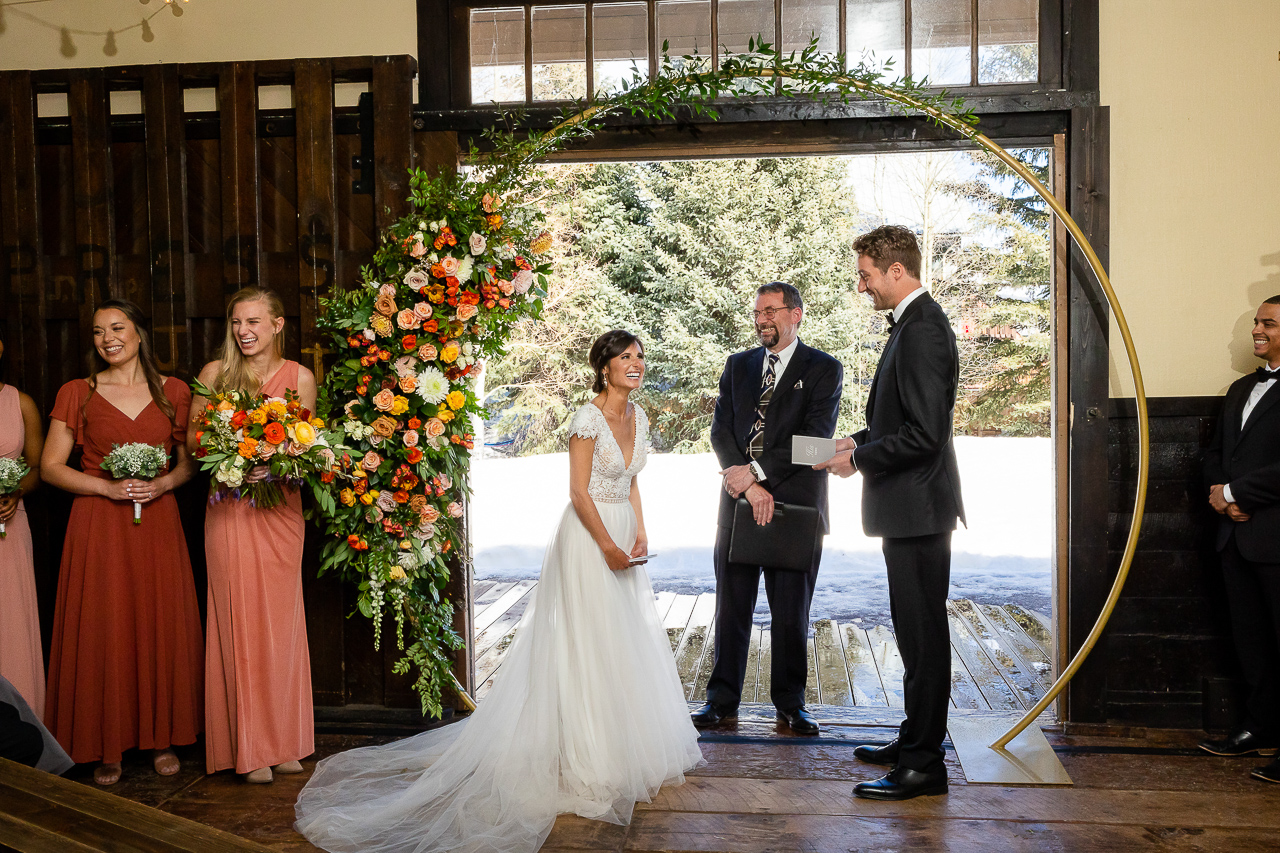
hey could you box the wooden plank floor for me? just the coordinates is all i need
[474,586,1056,715]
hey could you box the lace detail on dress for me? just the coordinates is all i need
[567,403,648,503]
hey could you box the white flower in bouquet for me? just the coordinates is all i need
[101,442,169,524]
[0,457,30,538]
[217,459,245,489]
[397,550,421,571]
[469,232,486,255]
[416,367,449,404]
[456,255,475,284]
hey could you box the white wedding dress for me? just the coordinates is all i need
[295,402,703,853]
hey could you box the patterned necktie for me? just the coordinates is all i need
[748,353,780,459]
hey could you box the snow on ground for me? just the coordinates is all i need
[471,436,1052,625]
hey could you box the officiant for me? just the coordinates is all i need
[693,282,843,735]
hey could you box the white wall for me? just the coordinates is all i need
[1101,0,1280,397]
[0,0,417,70]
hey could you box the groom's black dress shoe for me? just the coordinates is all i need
[691,702,737,728]
[1197,729,1279,757]
[776,706,820,735]
[1251,758,1280,783]
[854,739,900,766]
[853,766,948,801]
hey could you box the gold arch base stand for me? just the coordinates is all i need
[947,713,1072,786]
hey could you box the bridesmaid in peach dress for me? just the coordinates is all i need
[190,286,317,784]
[41,300,203,786]
[0,335,45,716]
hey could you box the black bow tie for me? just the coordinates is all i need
[885,313,896,329]
[1256,367,1279,383]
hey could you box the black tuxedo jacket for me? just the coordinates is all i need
[1204,372,1280,562]
[852,292,965,539]
[710,340,843,533]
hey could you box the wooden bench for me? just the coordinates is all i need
[0,757,274,853]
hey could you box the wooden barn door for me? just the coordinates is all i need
[0,56,468,721]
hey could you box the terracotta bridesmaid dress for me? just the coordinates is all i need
[0,383,44,716]
[203,361,314,773]
[44,377,204,764]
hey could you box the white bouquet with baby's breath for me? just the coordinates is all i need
[0,457,29,538]
[101,442,168,524]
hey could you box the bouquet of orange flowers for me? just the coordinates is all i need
[191,382,344,510]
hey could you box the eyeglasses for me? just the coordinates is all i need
[751,307,795,321]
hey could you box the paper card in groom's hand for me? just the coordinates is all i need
[728,498,820,572]
[792,435,838,466]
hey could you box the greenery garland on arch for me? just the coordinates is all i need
[311,39,982,717]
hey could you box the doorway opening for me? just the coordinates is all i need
[468,147,1058,714]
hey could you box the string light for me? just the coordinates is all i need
[103,29,117,56]
[0,0,189,57]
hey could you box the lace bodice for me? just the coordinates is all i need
[567,402,649,502]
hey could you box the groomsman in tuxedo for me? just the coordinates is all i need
[1199,296,1280,784]
[817,226,964,800]
[693,282,843,735]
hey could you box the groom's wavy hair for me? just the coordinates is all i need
[589,330,644,393]
[853,225,922,279]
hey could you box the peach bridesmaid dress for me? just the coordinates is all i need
[203,361,314,773]
[0,383,43,716]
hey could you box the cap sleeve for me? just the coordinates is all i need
[165,377,192,445]
[50,380,88,446]
[567,404,602,442]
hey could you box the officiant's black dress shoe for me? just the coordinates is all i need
[854,739,900,766]
[776,706,820,735]
[1197,729,1279,757]
[691,702,737,728]
[853,767,948,801]
[1251,758,1280,783]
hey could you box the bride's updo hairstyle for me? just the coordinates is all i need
[589,330,643,393]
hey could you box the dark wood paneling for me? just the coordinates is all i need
[218,62,262,295]
[68,69,117,343]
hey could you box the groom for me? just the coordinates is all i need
[694,281,843,735]
[818,226,965,800]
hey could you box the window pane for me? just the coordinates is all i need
[595,2,649,95]
[657,0,712,72]
[978,0,1038,83]
[718,0,775,54]
[847,0,905,78]
[911,0,971,86]
[471,7,526,104]
[533,5,586,101]
[782,0,839,56]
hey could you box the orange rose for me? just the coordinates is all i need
[407,447,423,464]
[393,490,410,504]
[373,389,396,411]
[398,374,418,394]
[263,422,287,444]
[456,303,478,321]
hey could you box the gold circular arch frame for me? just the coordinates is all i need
[550,70,1151,750]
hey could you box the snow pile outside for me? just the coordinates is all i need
[471,436,1052,625]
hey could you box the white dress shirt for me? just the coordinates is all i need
[751,336,800,482]
[1222,364,1278,503]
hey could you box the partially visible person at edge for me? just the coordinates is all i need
[41,299,203,786]
[190,286,317,785]
[0,335,46,716]
[1199,295,1280,785]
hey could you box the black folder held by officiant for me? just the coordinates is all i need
[728,497,820,572]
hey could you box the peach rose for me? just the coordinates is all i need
[440,256,460,276]
[379,283,397,299]
[414,301,433,320]
[373,389,396,411]
[393,355,417,377]
[403,429,420,448]
[372,416,397,437]
[456,303,478,322]
[257,441,279,460]
[375,294,397,317]
[420,505,440,524]
[397,309,419,330]
[398,373,418,394]
[361,451,382,472]
[497,280,514,296]
[447,501,464,519]
[404,269,429,289]
[408,239,427,258]
[417,343,438,362]
[287,441,307,456]
[425,417,445,438]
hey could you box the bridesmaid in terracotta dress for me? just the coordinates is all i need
[190,286,316,784]
[0,335,45,716]
[41,300,203,786]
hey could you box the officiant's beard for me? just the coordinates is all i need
[756,324,779,348]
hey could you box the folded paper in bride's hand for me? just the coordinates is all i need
[728,498,820,572]
[792,435,838,466]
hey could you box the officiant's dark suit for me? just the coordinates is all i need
[1199,297,1280,782]
[819,226,964,799]
[700,283,842,726]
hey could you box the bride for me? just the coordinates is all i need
[295,330,704,853]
